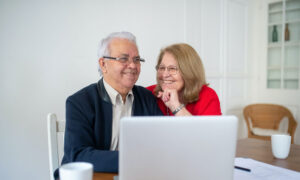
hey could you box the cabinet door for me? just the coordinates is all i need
[267,0,300,89]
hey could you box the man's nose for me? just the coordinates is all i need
[127,59,138,67]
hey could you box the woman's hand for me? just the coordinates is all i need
[157,88,181,112]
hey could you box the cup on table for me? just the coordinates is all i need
[271,134,291,159]
[59,162,93,180]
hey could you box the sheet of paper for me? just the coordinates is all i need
[234,157,300,180]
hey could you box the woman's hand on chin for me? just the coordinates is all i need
[157,88,181,112]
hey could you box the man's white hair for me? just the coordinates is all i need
[97,31,137,76]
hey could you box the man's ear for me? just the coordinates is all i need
[98,58,107,73]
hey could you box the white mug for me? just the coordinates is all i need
[271,134,291,159]
[59,162,93,180]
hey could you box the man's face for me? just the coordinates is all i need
[99,38,141,95]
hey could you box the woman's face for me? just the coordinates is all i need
[157,52,184,92]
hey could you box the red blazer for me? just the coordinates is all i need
[147,85,222,115]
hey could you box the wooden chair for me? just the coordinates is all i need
[47,113,65,180]
[243,104,297,144]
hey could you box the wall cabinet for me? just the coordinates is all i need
[267,0,300,89]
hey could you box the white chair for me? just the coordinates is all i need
[47,113,65,180]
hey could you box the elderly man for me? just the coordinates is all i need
[57,32,162,177]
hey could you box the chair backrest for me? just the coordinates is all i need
[47,113,65,180]
[243,104,297,143]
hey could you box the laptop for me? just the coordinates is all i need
[119,116,238,180]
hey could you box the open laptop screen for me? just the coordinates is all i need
[119,116,238,180]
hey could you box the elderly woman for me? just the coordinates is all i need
[147,43,221,116]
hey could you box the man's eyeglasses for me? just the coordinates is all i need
[156,65,178,75]
[103,56,145,64]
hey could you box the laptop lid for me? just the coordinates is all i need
[119,116,238,180]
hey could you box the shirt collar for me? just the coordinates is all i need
[103,79,133,105]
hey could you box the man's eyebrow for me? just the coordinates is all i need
[120,54,129,57]
[119,54,140,59]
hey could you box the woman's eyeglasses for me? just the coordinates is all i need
[156,65,178,75]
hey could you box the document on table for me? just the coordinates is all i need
[234,157,300,180]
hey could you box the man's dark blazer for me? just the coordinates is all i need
[55,79,163,178]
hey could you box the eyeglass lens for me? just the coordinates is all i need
[156,66,178,75]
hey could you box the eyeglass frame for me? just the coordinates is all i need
[102,56,145,64]
[155,65,179,75]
